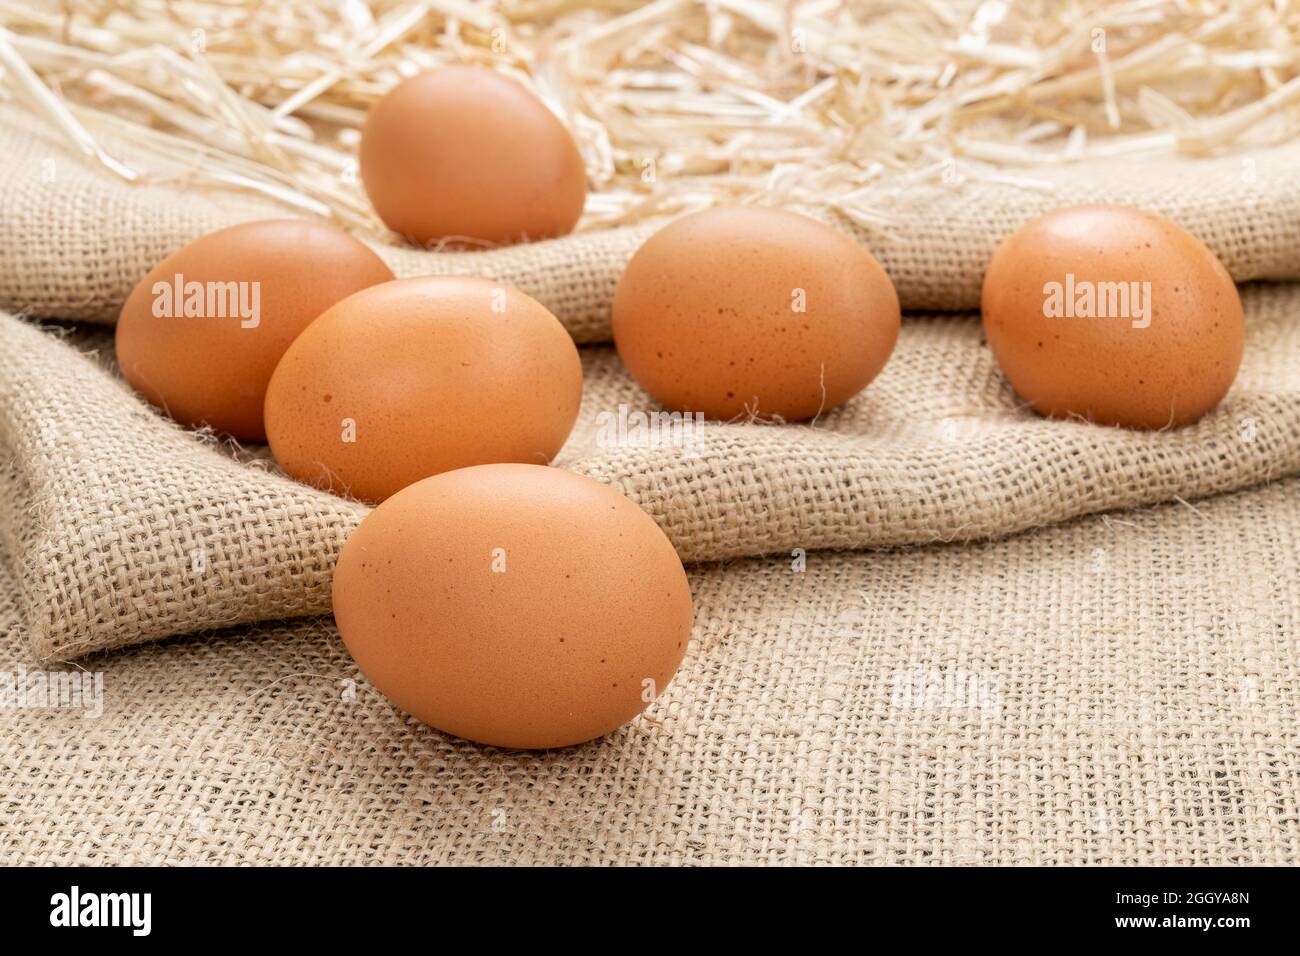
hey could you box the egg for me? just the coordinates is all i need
[116,220,394,441]
[359,66,587,246]
[981,205,1244,429]
[612,206,900,421]
[264,276,583,503]
[332,463,693,749]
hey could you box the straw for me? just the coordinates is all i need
[0,0,1296,239]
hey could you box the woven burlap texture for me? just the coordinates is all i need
[2,99,1300,660]
[3,280,1299,660]
[2,477,1297,865]
[1,98,1298,867]
[5,101,1300,333]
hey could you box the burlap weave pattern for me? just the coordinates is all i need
[1,77,1299,867]
[4,279,1299,660]
[5,102,1300,332]
[2,477,1297,865]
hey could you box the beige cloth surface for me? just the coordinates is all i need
[2,478,1297,865]
[5,101,1300,333]
[3,103,1300,664]
[1,101,1298,865]
[3,281,1298,660]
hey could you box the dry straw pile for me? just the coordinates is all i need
[2,0,1299,243]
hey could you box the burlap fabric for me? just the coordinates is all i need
[1,98,1299,864]
[3,282,1298,660]
[5,102,1300,331]
[2,478,1297,865]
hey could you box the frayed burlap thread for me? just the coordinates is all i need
[2,281,1299,659]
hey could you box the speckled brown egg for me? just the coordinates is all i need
[332,463,693,750]
[116,220,394,441]
[981,205,1244,429]
[264,276,582,503]
[360,66,587,246]
[612,206,901,421]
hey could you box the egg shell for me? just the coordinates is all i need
[264,276,583,503]
[981,205,1245,429]
[115,220,394,441]
[332,463,693,750]
[359,66,587,246]
[612,206,901,421]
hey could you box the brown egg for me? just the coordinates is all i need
[359,66,587,246]
[612,206,900,421]
[982,205,1244,429]
[264,277,582,503]
[332,464,693,750]
[115,220,394,441]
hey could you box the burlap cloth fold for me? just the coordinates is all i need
[2,95,1299,660]
[1,101,1299,863]
[3,282,1298,660]
[5,102,1300,331]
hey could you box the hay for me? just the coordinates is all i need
[1,0,1298,240]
